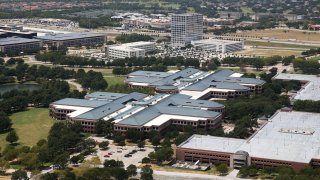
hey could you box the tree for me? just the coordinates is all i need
[11,169,29,180]
[53,152,69,169]
[148,146,173,163]
[0,111,12,132]
[104,159,124,168]
[253,59,264,70]
[140,165,153,180]
[77,139,96,155]
[216,163,228,175]
[125,129,143,143]
[99,141,109,150]
[142,157,151,164]
[40,173,58,180]
[137,140,145,149]
[70,155,80,164]
[6,130,18,144]
[95,119,114,137]
[151,133,161,146]
[126,164,137,177]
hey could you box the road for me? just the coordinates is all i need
[66,79,84,92]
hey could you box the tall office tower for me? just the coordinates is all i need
[171,13,203,48]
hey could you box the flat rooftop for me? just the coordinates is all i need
[240,111,320,163]
[0,37,41,46]
[179,111,320,163]
[273,73,320,101]
[37,32,105,41]
[126,68,201,87]
[108,41,155,51]
[179,135,246,154]
[183,69,265,92]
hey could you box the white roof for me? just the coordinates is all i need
[53,105,93,118]
[239,111,320,163]
[180,111,320,163]
[179,135,246,154]
[274,73,320,101]
[144,114,206,127]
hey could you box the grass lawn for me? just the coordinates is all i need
[241,6,254,14]
[0,108,54,147]
[104,76,125,88]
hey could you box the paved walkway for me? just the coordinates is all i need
[66,79,84,92]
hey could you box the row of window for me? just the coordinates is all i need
[252,159,292,166]
[185,151,230,159]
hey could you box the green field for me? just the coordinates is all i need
[241,7,254,14]
[0,108,54,148]
[104,76,125,88]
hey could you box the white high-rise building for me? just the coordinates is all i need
[171,13,203,48]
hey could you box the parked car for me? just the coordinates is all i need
[104,155,110,158]
[124,154,132,157]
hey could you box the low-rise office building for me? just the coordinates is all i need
[180,69,265,100]
[126,69,265,98]
[37,32,106,47]
[49,92,224,133]
[191,39,244,53]
[177,111,320,171]
[126,68,204,93]
[106,41,156,59]
[0,37,41,53]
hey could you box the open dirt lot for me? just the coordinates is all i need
[230,29,320,42]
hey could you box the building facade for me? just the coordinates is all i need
[37,32,106,47]
[106,41,156,59]
[176,111,320,172]
[171,13,203,48]
[49,92,225,134]
[191,39,244,53]
[0,37,41,53]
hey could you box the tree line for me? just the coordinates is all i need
[35,52,105,67]
[0,60,107,90]
[301,48,320,56]
[239,165,320,180]
[115,33,154,43]
[293,58,320,74]
[221,55,294,70]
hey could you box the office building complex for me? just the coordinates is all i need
[191,39,244,53]
[126,69,265,99]
[0,37,41,53]
[126,68,202,93]
[177,110,320,171]
[50,92,224,133]
[171,13,203,48]
[180,69,265,100]
[106,41,155,59]
[37,32,106,47]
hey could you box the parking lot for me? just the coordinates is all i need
[96,140,154,168]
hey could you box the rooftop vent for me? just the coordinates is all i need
[279,128,314,135]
